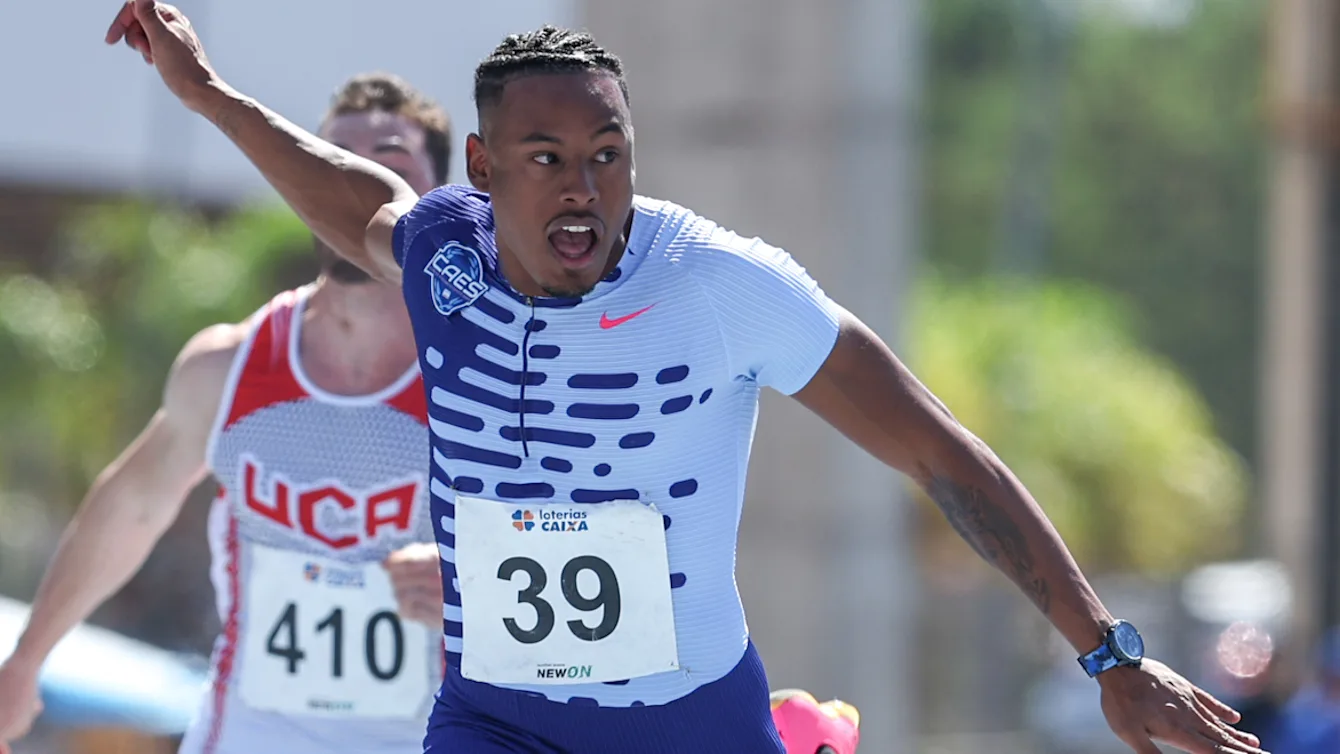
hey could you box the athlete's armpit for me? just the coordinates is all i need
[366,198,417,284]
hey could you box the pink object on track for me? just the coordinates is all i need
[769,689,860,754]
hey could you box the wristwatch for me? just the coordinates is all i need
[1077,620,1145,678]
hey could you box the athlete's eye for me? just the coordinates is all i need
[594,149,619,164]
[532,153,558,166]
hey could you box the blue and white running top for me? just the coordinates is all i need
[394,185,840,736]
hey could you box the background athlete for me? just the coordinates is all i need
[0,71,452,754]
[105,1,1267,753]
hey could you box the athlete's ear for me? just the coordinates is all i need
[466,133,490,192]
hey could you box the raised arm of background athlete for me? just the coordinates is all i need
[793,310,1267,754]
[104,0,415,285]
[0,324,237,754]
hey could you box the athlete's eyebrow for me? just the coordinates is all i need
[519,123,625,144]
[520,132,562,144]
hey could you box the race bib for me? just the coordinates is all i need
[454,496,680,685]
[237,546,432,719]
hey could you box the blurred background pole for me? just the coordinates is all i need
[1323,0,1340,647]
[582,0,922,747]
[1263,0,1334,686]
[828,0,922,750]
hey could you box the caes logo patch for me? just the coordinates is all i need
[424,241,489,316]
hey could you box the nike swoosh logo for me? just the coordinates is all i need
[600,304,656,330]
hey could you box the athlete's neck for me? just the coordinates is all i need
[297,276,417,396]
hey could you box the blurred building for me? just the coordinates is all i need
[1264,0,1340,689]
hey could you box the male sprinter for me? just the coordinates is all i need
[106,2,1268,753]
[0,73,452,754]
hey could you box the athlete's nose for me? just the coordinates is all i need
[559,162,598,206]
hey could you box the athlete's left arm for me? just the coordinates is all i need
[792,309,1266,754]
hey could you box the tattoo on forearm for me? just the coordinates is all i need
[916,463,1052,615]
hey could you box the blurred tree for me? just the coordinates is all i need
[926,0,1265,471]
[0,200,311,516]
[909,276,1247,577]
[0,198,311,640]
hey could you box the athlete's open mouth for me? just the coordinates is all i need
[546,215,603,268]
[550,227,597,257]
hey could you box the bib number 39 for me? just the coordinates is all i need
[454,496,680,685]
[498,555,620,644]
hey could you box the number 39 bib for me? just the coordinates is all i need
[454,496,680,685]
[237,546,432,719]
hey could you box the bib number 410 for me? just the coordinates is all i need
[265,601,405,681]
[499,555,620,644]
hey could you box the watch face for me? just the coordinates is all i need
[1111,622,1145,661]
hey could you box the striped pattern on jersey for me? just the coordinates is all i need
[394,185,841,710]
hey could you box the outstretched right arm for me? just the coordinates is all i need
[196,90,416,284]
[105,0,416,283]
[0,324,240,751]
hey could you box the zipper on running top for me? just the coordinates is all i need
[519,296,535,458]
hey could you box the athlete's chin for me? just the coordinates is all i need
[539,252,609,298]
[538,266,603,299]
[540,277,599,300]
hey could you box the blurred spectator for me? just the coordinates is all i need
[1270,628,1340,753]
[1209,622,1282,741]
[1233,691,1282,744]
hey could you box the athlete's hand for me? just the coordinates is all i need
[104,0,224,113]
[1098,659,1269,754]
[0,657,44,754]
[384,544,443,628]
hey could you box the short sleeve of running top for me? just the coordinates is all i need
[392,185,494,270]
[675,225,842,396]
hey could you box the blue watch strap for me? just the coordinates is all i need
[1078,643,1119,677]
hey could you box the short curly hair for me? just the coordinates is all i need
[326,72,452,184]
[474,26,628,113]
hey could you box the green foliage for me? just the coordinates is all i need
[0,200,312,517]
[910,277,1247,574]
[926,0,1266,461]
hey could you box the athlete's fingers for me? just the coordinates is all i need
[104,0,137,44]
[125,23,152,64]
[383,557,426,574]
[1193,699,1259,749]
[1181,730,1266,754]
[393,585,438,607]
[388,570,440,598]
[129,0,163,33]
[404,601,441,627]
[1195,686,1242,724]
[385,542,440,567]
